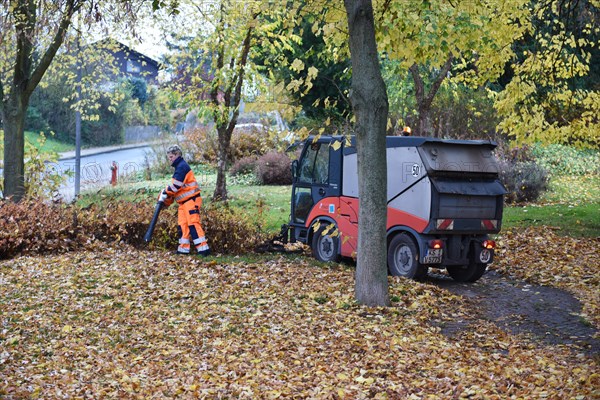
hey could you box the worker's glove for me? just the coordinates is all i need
[158,190,168,203]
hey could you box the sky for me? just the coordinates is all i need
[121,24,168,61]
[122,2,206,61]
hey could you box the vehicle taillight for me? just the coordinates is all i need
[428,239,444,249]
[482,240,496,249]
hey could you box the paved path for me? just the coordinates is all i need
[55,143,156,201]
[1,141,163,201]
[57,142,155,161]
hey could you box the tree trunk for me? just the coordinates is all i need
[409,55,453,137]
[344,0,390,307]
[417,103,431,137]
[213,125,232,201]
[210,24,253,202]
[1,0,79,202]
[2,99,27,201]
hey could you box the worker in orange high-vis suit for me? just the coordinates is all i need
[158,145,210,256]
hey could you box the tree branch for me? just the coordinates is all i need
[378,0,393,21]
[424,53,453,107]
[210,44,224,123]
[14,0,36,98]
[192,1,218,31]
[28,0,82,100]
[322,75,351,109]
[408,63,424,105]
[226,23,255,134]
[210,2,226,111]
[409,54,454,110]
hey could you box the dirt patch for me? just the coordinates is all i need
[427,270,600,356]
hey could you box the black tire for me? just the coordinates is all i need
[467,263,487,282]
[447,263,487,283]
[387,234,428,280]
[311,225,340,262]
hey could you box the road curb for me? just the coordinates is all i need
[58,142,156,161]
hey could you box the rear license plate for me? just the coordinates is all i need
[423,248,443,264]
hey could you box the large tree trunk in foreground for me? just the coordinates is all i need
[2,0,80,202]
[344,0,390,307]
[1,101,27,200]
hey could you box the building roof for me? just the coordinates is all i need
[93,38,161,69]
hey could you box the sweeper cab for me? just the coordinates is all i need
[287,135,506,282]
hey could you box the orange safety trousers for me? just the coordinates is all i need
[177,196,209,254]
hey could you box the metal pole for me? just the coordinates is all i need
[74,26,82,198]
[75,91,81,197]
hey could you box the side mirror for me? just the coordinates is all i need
[291,160,299,181]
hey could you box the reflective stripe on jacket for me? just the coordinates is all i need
[165,157,201,204]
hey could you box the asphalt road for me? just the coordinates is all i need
[54,145,153,201]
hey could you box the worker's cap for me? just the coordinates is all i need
[166,144,182,155]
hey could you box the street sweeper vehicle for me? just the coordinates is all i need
[287,135,506,282]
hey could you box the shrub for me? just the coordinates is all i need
[82,95,126,146]
[122,95,147,126]
[78,200,265,255]
[228,155,260,186]
[230,126,274,160]
[184,124,282,167]
[496,144,536,164]
[123,202,267,254]
[428,84,500,141]
[25,106,50,132]
[499,160,549,204]
[201,203,266,254]
[184,126,219,165]
[256,151,292,185]
[0,132,67,200]
[229,155,259,176]
[128,77,149,107]
[23,136,68,199]
[27,75,74,143]
[144,87,173,131]
[0,198,266,259]
[228,172,260,186]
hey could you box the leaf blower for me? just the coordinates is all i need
[144,201,164,243]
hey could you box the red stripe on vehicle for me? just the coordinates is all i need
[387,207,430,233]
[437,219,454,230]
[481,219,497,230]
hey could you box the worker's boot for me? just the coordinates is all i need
[197,248,211,257]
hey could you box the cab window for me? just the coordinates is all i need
[293,187,313,223]
[298,143,329,184]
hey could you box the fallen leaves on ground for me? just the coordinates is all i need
[492,226,600,331]
[1,239,598,398]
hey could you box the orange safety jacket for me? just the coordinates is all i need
[164,156,201,204]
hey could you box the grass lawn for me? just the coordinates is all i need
[79,169,599,238]
[225,184,291,232]
[78,173,291,234]
[541,174,600,205]
[503,202,599,237]
[25,130,73,154]
[503,174,600,237]
[1,131,72,162]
